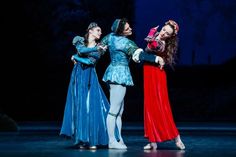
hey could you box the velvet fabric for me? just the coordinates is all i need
[143,63,179,142]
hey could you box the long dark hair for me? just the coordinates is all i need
[164,24,179,68]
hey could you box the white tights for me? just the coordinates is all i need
[106,84,126,144]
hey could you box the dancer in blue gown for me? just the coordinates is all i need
[60,22,109,149]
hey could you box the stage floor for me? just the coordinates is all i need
[0,122,236,157]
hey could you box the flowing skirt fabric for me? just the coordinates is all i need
[60,63,109,146]
[143,63,179,142]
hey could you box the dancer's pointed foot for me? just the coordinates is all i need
[89,146,97,150]
[143,143,157,150]
[118,139,127,148]
[118,138,124,145]
[109,141,127,149]
[175,141,185,150]
[79,145,86,149]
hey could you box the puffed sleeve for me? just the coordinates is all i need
[72,36,98,54]
[72,36,84,46]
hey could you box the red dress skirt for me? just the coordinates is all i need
[143,63,179,142]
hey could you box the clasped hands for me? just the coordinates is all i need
[132,48,165,69]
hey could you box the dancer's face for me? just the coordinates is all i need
[89,26,102,39]
[158,25,174,40]
[122,23,132,36]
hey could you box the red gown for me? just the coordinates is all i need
[143,63,179,142]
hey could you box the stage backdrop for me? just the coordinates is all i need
[1,0,235,123]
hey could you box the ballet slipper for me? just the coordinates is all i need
[175,141,185,150]
[143,143,157,150]
[89,146,97,150]
[118,138,127,147]
[109,140,127,149]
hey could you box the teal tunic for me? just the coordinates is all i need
[101,33,139,86]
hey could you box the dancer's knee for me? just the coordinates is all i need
[108,112,118,117]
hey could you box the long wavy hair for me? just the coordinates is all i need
[163,23,179,68]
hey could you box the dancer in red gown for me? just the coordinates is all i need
[143,20,185,150]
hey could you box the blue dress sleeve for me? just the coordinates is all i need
[75,44,98,54]
[72,54,95,65]
[71,35,99,65]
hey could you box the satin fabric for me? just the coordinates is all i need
[143,63,179,142]
[60,63,109,146]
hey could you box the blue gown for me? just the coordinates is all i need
[60,36,109,146]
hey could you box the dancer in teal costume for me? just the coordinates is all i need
[101,18,165,149]
[60,22,109,149]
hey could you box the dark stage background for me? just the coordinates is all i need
[1,0,236,125]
